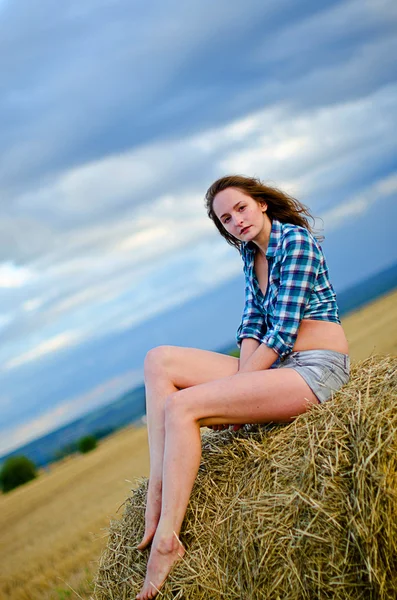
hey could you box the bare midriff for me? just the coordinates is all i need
[292,319,349,355]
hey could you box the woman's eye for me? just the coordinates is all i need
[239,205,246,211]
[223,217,231,224]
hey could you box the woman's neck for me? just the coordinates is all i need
[252,216,272,257]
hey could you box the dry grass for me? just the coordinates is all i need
[95,354,397,600]
[342,288,397,361]
[1,288,396,600]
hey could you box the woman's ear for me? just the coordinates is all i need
[261,202,267,212]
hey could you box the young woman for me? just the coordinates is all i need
[135,175,350,599]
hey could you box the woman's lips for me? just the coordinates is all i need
[240,226,251,235]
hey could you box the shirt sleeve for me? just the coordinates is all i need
[262,228,321,358]
[236,270,266,347]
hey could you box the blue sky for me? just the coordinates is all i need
[0,0,396,456]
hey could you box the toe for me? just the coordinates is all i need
[137,530,154,551]
[136,540,148,551]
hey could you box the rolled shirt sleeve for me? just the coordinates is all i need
[262,228,321,358]
[236,271,266,347]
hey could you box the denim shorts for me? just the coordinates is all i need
[270,349,350,403]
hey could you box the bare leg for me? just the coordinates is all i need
[136,349,177,550]
[137,346,238,550]
[136,367,319,599]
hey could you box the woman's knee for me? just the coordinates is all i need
[144,345,175,378]
[164,390,191,425]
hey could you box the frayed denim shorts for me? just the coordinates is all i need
[270,349,350,404]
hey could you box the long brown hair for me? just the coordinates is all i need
[205,174,321,250]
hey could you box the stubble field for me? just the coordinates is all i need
[1,288,396,600]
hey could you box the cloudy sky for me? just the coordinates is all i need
[1,0,396,456]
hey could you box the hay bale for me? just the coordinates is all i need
[94,355,397,600]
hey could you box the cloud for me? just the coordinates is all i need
[0,261,34,288]
[3,330,82,371]
[1,0,396,200]
[0,313,13,332]
[0,82,395,371]
[3,80,395,265]
[321,172,397,229]
[219,85,396,202]
[23,297,46,312]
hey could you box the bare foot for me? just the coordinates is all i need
[137,482,162,551]
[136,532,185,599]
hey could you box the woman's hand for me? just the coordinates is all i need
[239,343,279,373]
[208,424,244,432]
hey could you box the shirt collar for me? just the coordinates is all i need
[243,219,282,259]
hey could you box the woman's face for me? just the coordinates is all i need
[212,187,267,242]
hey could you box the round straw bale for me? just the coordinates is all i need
[94,354,397,599]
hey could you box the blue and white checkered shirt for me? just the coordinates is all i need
[236,219,340,358]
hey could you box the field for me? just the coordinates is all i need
[1,288,397,600]
[0,427,150,600]
[341,288,397,360]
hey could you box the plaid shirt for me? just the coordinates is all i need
[236,219,340,358]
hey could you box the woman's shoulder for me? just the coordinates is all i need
[280,222,320,250]
[277,223,325,267]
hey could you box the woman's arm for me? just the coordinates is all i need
[238,337,260,370]
[236,260,265,354]
[239,343,278,373]
[260,228,321,359]
[240,228,322,373]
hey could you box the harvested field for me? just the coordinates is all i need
[342,288,397,361]
[95,354,397,600]
[0,426,150,600]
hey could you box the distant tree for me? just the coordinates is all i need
[93,426,115,441]
[0,455,37,493]
[78,435,97,454]
[53,442,78,462]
